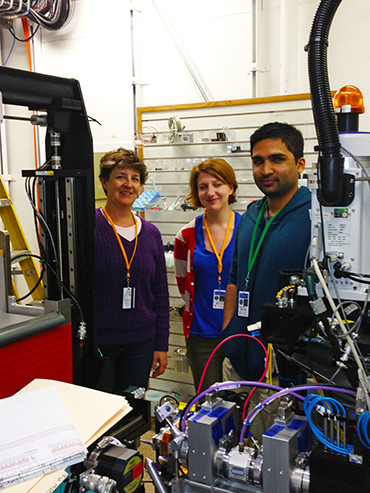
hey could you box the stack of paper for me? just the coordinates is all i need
[2,379,132,493]
[0,387,86,489]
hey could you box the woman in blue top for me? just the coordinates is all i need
[174,159,240,392]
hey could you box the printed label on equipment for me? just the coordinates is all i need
[327,221,350,248]
[124,456,143,493]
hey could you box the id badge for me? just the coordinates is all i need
[238,291,249,317]
[213,289,226,309]
[123,287,135,309]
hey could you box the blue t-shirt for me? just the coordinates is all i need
[191,212,241,338]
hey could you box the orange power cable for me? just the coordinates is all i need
[21,17,38,170]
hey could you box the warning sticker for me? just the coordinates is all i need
[124,456,143,493]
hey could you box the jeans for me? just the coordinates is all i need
[186,333,224,393]
[98,338,156,395]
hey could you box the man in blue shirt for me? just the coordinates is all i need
[222,122,311,439]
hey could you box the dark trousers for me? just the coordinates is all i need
[186,333,224,393]
[98,338,155,395]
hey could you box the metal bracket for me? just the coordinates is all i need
[248,62,270,74]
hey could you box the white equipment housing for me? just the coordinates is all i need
[311,132,370,301]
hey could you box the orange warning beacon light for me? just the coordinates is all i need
[334,85,365,132]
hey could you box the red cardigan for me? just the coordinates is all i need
[174,217,198,338]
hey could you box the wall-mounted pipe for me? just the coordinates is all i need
[251,0,257,98]
[280,0,297,95]
[130,1,140,139]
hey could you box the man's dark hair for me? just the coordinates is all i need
[250,122,304,162]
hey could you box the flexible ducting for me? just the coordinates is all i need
[306,0,344,205]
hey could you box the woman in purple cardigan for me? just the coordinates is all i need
[95,148,170,394]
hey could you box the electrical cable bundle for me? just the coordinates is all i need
[304,393,353,455]
[0,0,72,31]
[334,265,370,286]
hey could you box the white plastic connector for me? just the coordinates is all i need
[310,235,320,261]
[247,321,261,332]
[315,405,327,416]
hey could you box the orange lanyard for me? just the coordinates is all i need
[203,211,234,289]
[102,205,138,286]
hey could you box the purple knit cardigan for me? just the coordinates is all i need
[95,209,169,351]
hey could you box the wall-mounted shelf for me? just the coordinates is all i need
[137,92,320,395]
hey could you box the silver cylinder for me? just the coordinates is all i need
[80,473,116,493]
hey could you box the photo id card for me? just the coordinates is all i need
[238,291,249,317]
[213,289,226,309]
[123,287,135,309]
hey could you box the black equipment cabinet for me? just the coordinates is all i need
[0,66,97,387]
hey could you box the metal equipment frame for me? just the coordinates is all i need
[0,66,97,386]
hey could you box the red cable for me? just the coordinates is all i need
[196,333,269,421]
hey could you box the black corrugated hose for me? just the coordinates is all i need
[306,0,345,205]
